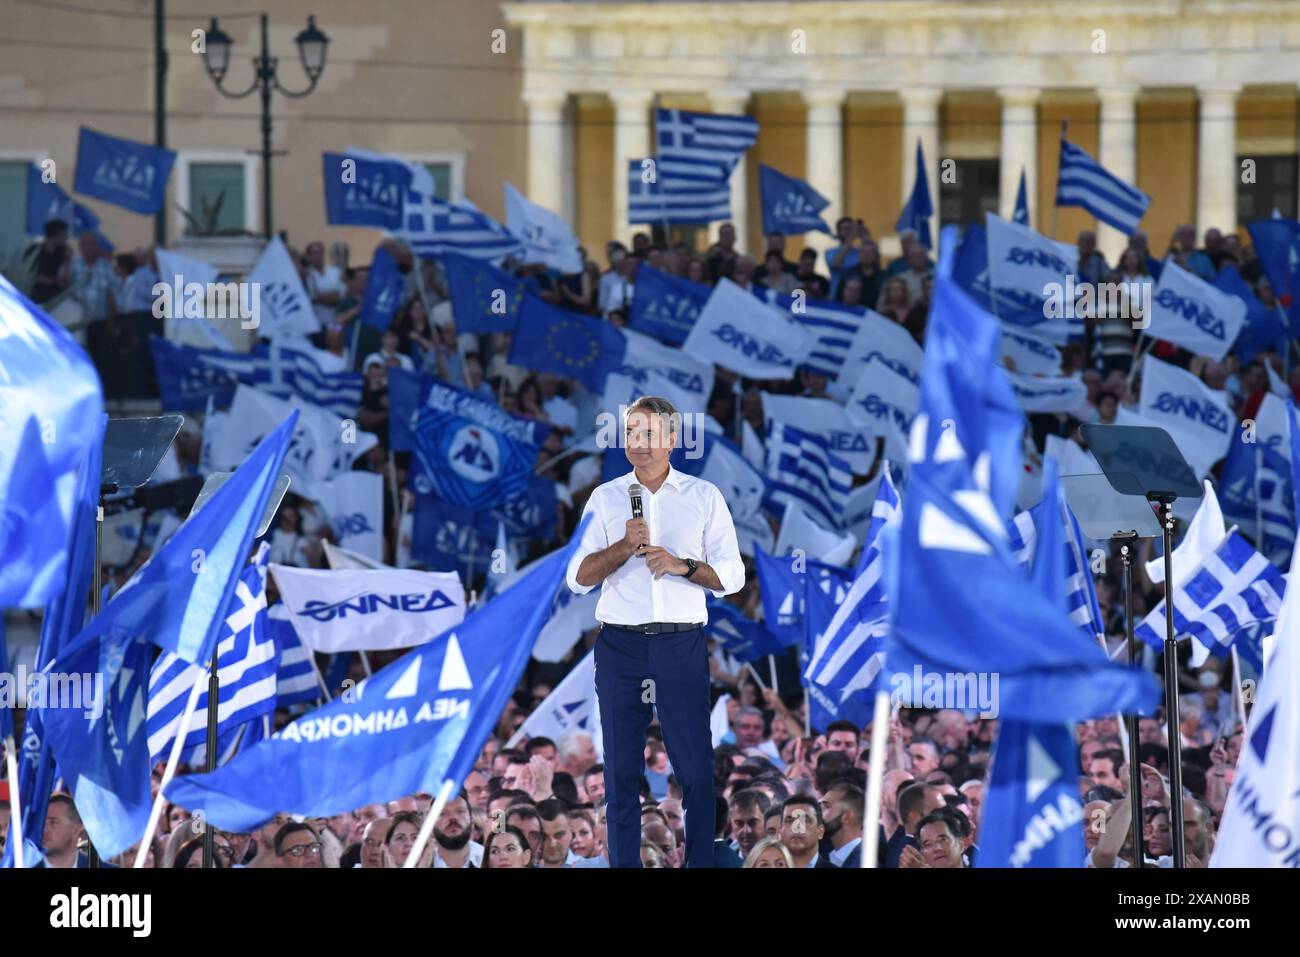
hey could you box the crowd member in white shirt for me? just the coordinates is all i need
[598,244,637,316]
[429,791,484,868]
[304,240,346,328]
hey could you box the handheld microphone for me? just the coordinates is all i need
[628,483,645,554]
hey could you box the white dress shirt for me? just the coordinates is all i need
[566,465,744,626]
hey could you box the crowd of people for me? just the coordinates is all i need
[3,204,1283,868]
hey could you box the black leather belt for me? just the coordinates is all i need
[605,621,704,635]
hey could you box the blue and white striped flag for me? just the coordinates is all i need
[1006,494,1107,642]
[628,159,730,225]
[1054,138,1150,236]
[804,467,900,730]
[268,602,321,708]
[764,419,853,529]
[1134,531,1287,660]
[654,108,758,188]
[146,544,277,765]
[400,188,524,263]
[753,287,866,382]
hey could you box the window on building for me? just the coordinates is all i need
[940,158,1000,230]
[187,162,247,234]
[1237,154,1297,224]
[0,161,30,252]
[422,162,452,201]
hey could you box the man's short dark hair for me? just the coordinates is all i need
[48,793,80,822]
[763,806,783,825]
[897,783,939,825]
[826,720,860,742]
[44,218,69,238]
[273,821,319,856]
[536,799,569,823]
[826,781,866,808]
[814,750,853,792]
[780,793,824,829]
[1091,749,1124,775]
[505,803,541,827]
[491,788,533,807]
[525,736,556,755]
[918,806,967,843]
[1137,742,1169,769]
[583,763,604,781]
[506,753,531,767]
[1083,785,1125,804]
[729,789,771,815]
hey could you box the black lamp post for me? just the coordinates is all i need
[199,14,329,239]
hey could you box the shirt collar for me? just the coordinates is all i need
[627,465,684,492]
[829,837,861,867]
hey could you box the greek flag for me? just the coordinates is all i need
[400,188,524,263]
[1054,138,1150,236]
[654,109,758,188]
[753,287,866,382]
[268,604,321,708]
[628,159,730,226]
[764,419,853,529]
[150,338,363,419]
[1220,434,1294,567]
[1134,531,1286,663]
[804,467,900,731]
[146,544,277,764]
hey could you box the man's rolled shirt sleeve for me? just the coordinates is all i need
[703,484,745,598]
[566,492,608,595]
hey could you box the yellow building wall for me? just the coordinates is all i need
[746,93,807,254]
[844,95,903,242]
[1136,92,1197,253]
[574,95,613,258]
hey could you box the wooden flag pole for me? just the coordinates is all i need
[135,670,207,867]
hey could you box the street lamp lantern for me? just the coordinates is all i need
[202,17,233,84]
[295,16,330,81]
[198,12,328,239]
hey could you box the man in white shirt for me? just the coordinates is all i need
[567,395,745,867]
[430,791,483,868]
[304,241,345,328]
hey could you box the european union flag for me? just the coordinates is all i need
[40,412,297,856]
[359,245,406,332]
[509,293,626,392]
[443,252,526,334]
[759,164,831,236]
[410,379,549,510]
[164,521,590,832]
[73,127,176,215]
[0,275,104,609]
[25,164,100,238]
[322,151,412,229]
[629,264,709,346]
[883,227,1158,722]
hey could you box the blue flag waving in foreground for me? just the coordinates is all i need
[758,164,831,235]
[73,127,177,216]
[884,227,1158,722]
[166,518,589,831]
[2,414,105,867]
[322,151,413,229]
[40,412,298,857]
[0,274,104,609]
[979,458,1086,867]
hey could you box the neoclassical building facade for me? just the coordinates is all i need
[503,0,1300,261]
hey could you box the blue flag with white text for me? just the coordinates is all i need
[164,522,589,831]
[896,139,934,249]
[322,151,413,229]
[359,245,407,332]
[759,164,831,235]
[25,164,101,237]
[73,127,176,215]
[629,264,708,346]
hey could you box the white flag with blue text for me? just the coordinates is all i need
[846,356,919,463]
[986,213,1080,344]
[683,278,812,379]
[1148,261,1247,362]
[836,310,924,397]
[1004,370,1089,414]
[245,236,319,339]
[270,564,467,653]
[1136,356,1234,478]
[510,650,603,760]
[504,182,583,274]
[1000,330,1062,377]
[314,471,385,563]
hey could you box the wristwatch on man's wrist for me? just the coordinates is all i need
[682,558,698,579]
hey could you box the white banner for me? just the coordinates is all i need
[497,548,599,662]
[315,471,385,563]
[269,564,466,652]
[1000,330,1062,377]
[1004,370,1089,414]
[1137,356,1234,478]
[1147,260,1246,362]
[619,327,714,413]
[986,213,1078,344]
[774,502,856,567]
[245,236,319,339]
[683,278,812,379]
[504,182,582,274]
[836,310,924,395]
[210,385,378,500]
[846,356,919,463]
